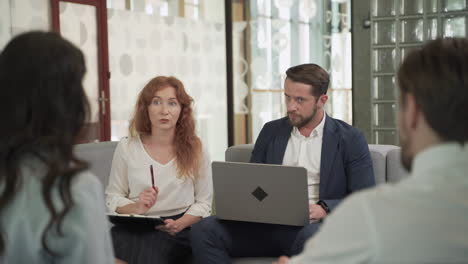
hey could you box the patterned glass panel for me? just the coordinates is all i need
[370,0,468,145]
[373,103,396,127]
[443,0,466,12]
[249,0,354,142]
[426,18,438,40]
[443,16,466,37]
[426,0,438,13]
[373,20,396,44]
[257,0,271,16]
[400,0,423,15]
[373,76,396,100]
[372,0,396,17]
[330,89,352,124]
[374,130,398,145]
[373,48,396,73]
[401,19,424,43]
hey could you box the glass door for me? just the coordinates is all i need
[51,0,110,142]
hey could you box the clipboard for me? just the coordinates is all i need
[107,213,165,227]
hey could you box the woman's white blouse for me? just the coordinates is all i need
[105,136,212,218]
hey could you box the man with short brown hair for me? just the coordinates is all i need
[275,37,468,264]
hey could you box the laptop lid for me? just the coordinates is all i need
[212,161,309,226]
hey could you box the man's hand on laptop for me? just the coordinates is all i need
[309,204,326,221]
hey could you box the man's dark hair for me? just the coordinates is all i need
[285,63,330,97]
[0,31,90,256]
[397,37,468,143]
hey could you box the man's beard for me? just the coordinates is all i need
[287,105,318,128]
[399,126,413,172]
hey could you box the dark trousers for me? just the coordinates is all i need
[111,214,192,264]
[190,216,321,264]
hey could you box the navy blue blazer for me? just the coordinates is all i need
[250,115,375,212]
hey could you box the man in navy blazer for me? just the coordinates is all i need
[251,115,374,213]
[191,64,375,263]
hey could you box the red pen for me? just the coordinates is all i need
[150,165,157,192]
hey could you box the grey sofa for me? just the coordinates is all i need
[225,144,408,185]
[75,141,117,193]
[74,142,407,264]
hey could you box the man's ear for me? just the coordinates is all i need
[317,95,328,108]
[403,93,420,130]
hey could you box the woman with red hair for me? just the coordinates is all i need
[105,76,212,264]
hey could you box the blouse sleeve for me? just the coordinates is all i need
[105,139,135,213]
[186,147,213,218]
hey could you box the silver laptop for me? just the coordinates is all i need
[212,161,309,226]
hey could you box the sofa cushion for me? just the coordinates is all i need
[386,149,409,183]
[225,144,401,186]
[74,141,118,191]
[225,144,254,163]
[368,144,399,184]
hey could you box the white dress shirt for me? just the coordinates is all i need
[105,136,213,218]
[283,114,326,204]
[290,142,468,263]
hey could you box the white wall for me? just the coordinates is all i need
[0,0,51,51]
[10,0,51,35]
[0,0,12,51]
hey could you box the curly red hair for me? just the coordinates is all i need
[129,76,202,180]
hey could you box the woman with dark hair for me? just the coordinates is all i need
[0,31,114,263]
[106,76,212,263]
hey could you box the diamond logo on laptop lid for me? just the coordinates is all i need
[252,186,268,202]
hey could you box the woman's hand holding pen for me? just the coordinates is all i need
[135,187,158,214]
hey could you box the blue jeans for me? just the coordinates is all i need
[190,216,321,264]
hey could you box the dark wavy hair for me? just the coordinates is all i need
[397,37,468,143]
[129,76,202,180]
[0,31,90,255]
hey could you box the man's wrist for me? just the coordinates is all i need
[316,200,330,214]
